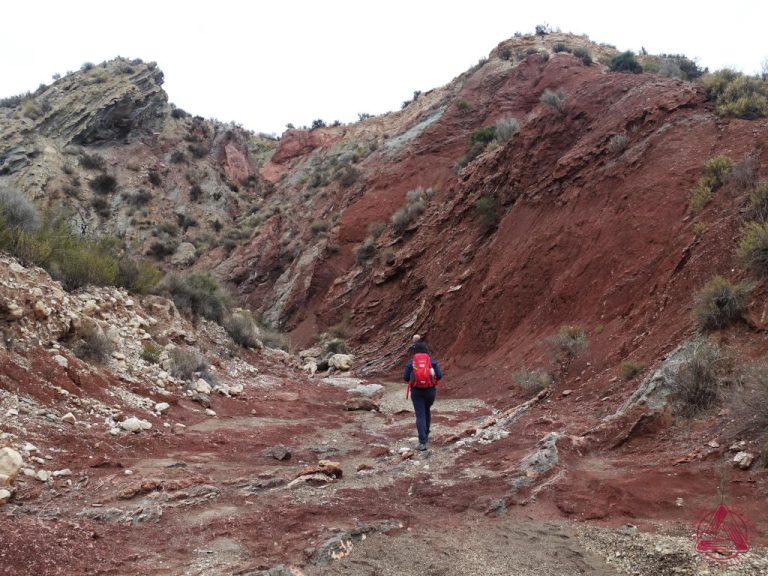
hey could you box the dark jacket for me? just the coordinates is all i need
[403,356,442,384]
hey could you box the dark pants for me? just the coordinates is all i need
[410,386,436,444]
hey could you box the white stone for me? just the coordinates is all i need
[61,412,77,425]
[21,468,36,478]
[36,470,50,482]
[155,402,170,414]
[5,409,19,417]
[158,371,169,380]
[228,383,244,396]
[53,355,69,368]
[21,443,37,453]
[733,451,755,470]
[124,469,133,476]
[111,351,126,361]
[205,409,216,417]
[52,469,72,477]
[125,299,134,307]
[109,427,120,436]
[0,448,23,487]
[0,488,11,504]
[328,354,354,371]
[120,417,152,433]
[194,379,212,394]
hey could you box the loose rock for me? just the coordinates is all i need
[121,417,152,433]
[0,447,23,487]
[61,412,77,425]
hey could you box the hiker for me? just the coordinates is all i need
[403,341,442,451]
[408,333,430,355]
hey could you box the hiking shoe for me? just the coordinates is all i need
[416,443,427,451]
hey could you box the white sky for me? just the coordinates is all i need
[2,1,767,135]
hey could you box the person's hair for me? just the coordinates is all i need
[411,341,429,354]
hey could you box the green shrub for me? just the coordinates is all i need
[188,142,208,159]
[335,165,360,188]
[324,338,348,355]
[675,339,725,417]
[690,155,732,212]
[390,187,430,236]
[703,69,768,119]
[21,99,43,119]
[116,258,163,294]
[473,196,497,232]
[147,169,162,186]
[0,188,39,231]
[469,126,497,147]
[513,368,552,396]
[47,234,120,290]
[128,188,152,206]
[355,237,376,264]
[658,54,706,81]
[749,181,768,221]
[495,117,519,142]
[693,276,751,329]
[739,220,768,276]
[553,43,571,53]
[170,150,186,164]
[89,173,117,195]
[147,239,179,259]
[164,272,232,323]
[141,342,162,364]
[620,361,646,381]
[539,88,566,114]
[223,309,262,348]
[572,47,592,66]
[457,100,470,111]
[609,51,642,73]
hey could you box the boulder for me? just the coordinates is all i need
[0,488,11,505]
[61,412,77,425]
[121,416,152,433]
[262,445,291,461]
[194,379,212,395]
[154,402,170,414]
[348,384,384,398]
[0,448,23,487]
[733,451,755,470]
[344,396,379,411]
[328,354,353,371]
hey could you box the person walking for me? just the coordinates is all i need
[403,341,442,451]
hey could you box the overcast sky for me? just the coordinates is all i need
[2,1,767,135]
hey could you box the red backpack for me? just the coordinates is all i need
[407,353,436,398]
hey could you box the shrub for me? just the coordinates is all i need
[147,239,179,259]
[141,342,162,364]
[729,360,768,437]
[311,119,327,130]
[729,154,756,190]
[572,47,592,66]
[91,197,110,218]
[368,221,386,239]
[47,234,120,290]
[674,339,725,417]
[539,88,566,114]
[355,237,376,264]
[128,188,152,206]
[336,165,360,188]
[89,174,117,195]
[0,188,39,231]
[609,51,642,73]
[72,325,114,364]
[170,151,186,164]
[693,276,751,329]
[739,220,768,276]
[116,257,163,294]
[164,272,232,323]
[608,133,628,154]
[0,92,30,108]
[690,155,732,212]
[188,143,208,159]
[513,368,552,396]
[703,70,768,119]
[223,309,262,348]
[553,43,571,54]
[469,126,497,147]
[21,99,43,119]
[620,361,646,381]
[170,107,188,119]
[147,169,162,186]
[473,196,497,232]
[549,325,588,360]
[169,347,209,382]
[310,220,329,236]
[324,338,348,355]
[260,325,289,351]
[749,181,768,222]
[457,100,470,111]
[495,117,519,142]
[659,54,706,81]
[390,187,430,236]
[79,153,105,171]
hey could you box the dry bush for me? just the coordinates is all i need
[748,181,768,222]
[169,347,210,382]
[539,88,566,114]
[729,154,756,190]
[140,342,162,364]
[608,133,628,154]
[739,220,768,276]
[512,368,552,396]
[620,361,645,381]
[223,309,262,348]
[729,361,768,438]
[72,325,114,364]
[495,117,519,142]
[693,275,751,329]
[674,339,727,417]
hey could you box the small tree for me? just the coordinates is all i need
[693,276,751,329]
[609,52,642,74]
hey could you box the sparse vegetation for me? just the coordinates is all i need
[609,51,642,74]
[455,126,498,171]
[473,196,497,233]
[729,360,768,438]
[690,155,732,212]
[608,133,628,154]
[548,324,588,364]
[89,173,117,195]
[355,237,376,264]
[79,153,105,171]
[223,309,262,348]
[620,361,646,381]
[729,154,756,190]
[703,69,768,119]
[748,181,768,222]
[539,88,566,114]
[147,169,162,186]
[169,347,210,382]
[390,187,431,236]
[693,276,751,330]
[657,54,706,81]
[572,47,592,66]
[170,151,186,164]
[164,272,232,323]
[495,117,519,142]
[513,368,552,396]
[0,188,39,231]
[71,324,114,364]
[116,257,163,294]
[141,342,162,364]
[738,220,768,276]
[188,143,208,159]
[674,339,727,418]
[324,338,348,355]
[457,100,470,112]
[310,220,329,236]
